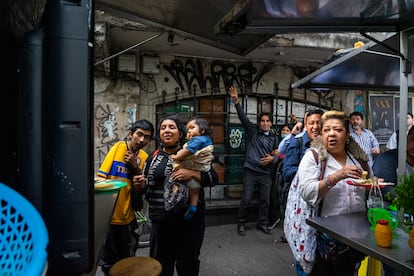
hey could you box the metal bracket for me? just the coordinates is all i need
[361,31,412,75]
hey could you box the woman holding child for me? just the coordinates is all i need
[133,115,217,276]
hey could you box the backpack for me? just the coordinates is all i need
[279,136,303,219]
[283,149,323,273]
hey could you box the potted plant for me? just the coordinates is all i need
[393,173,414,233]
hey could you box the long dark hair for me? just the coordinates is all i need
[158,115,186,147]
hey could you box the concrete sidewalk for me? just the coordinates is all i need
[197,222,295,275]
[96,209,296,276]
[129,222,295,276]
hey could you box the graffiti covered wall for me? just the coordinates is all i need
[93,53,346,175]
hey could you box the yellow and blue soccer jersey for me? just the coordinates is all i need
[97,141,148,225]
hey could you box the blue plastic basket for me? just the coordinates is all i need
[0,182,48,275]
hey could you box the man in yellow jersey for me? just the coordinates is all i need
[97,119,154,274]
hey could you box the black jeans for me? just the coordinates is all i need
[100,219,139,266]
[150,212,205,276]
[237,168,272,226]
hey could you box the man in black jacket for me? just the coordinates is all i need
[229,86,280,236]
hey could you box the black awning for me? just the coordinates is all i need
[291,33,414,91]
[291,31,414,180]
[217,0,414,35]
[97,0,414,57]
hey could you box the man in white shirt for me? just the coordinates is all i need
[386,112,414,150]
[349,111,380,167]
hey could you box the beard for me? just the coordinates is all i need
[351,124,360,130]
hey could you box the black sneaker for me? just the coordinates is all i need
[256,225,272,234]
[101,264,112,276]
[238,224,246,236]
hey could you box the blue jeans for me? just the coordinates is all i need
[295,261,310,276]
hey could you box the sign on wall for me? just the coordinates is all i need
[354,90,364,113]
[369,95,413,144]
[370,95,394,144]
[275,99,287,125]
[94,103,137,171]
[394,96,413,130]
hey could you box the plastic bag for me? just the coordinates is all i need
[367,177,384,209]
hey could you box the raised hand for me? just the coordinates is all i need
[228,86,239,105]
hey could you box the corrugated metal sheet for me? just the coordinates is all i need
[291,33,414,91]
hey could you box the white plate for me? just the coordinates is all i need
[346,179,394,189]
[354,179,394,185]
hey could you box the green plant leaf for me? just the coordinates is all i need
[394,173,414,217]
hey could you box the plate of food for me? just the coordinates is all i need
[346,179,394,189]
[94,179,127,193]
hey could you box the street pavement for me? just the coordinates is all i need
[96,208,296,276]
[196,221,296,275]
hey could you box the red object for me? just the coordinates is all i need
[378,219,389,225]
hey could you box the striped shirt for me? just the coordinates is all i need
[350,128,380,167]
[144,149,211,220]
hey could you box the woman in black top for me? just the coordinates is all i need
[133,115,218,276]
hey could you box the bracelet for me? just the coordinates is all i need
[324,175,335,189]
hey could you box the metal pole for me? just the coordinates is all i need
[397,30,409,179]
[94,33,162,66]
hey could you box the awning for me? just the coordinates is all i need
[96,0,273,56]
[291,33,414,91]
[216,0,414,35]
[96,0,414,57]
[292,30,414,179]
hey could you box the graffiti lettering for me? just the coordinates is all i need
[95,104,120,162]
[229,128,243,149]
[163,59,206,93]
[163,58,273,94]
